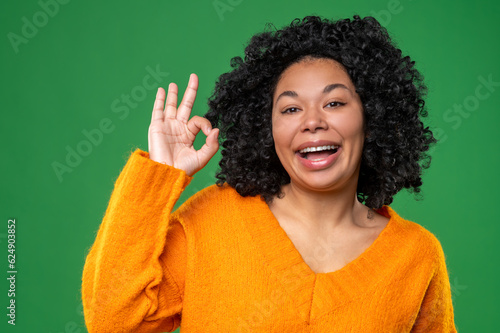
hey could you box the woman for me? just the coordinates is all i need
[82,15,457,332]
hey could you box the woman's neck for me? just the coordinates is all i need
[269,181,371,232]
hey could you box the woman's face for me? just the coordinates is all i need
[271,57,365,193]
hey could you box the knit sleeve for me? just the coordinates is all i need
[411,235,457,333]
[81,148,192,333]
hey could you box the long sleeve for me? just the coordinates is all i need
[81,148,192,333]
[411,235,457,333]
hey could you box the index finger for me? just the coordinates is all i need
[177,73,199,123]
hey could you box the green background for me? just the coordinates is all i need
[1,0,498,331]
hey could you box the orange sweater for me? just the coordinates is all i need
[82,148,457,332]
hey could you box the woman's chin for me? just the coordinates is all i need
[289,177,343,193]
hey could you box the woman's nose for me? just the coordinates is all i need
[300,108,328,133]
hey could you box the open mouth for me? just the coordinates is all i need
[297,145,339,161]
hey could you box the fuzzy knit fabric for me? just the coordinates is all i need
[81,148,457,333]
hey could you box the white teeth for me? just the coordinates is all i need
[298,145,338,154]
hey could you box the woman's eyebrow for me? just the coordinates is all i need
[274,83,351,106]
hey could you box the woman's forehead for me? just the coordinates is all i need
[273,58,354,97]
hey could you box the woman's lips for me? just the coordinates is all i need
[296,147,342,170]
[295,140,340,152]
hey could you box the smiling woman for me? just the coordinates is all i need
[82,15,457,332]
[267,57,391,275]
[271,58,365,193]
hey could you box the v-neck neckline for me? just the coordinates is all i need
[240,195,402,323]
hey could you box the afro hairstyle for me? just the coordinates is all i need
[205,15,436,209]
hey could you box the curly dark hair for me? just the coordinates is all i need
[204,15,436,209]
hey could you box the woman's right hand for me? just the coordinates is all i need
[148,73,219,177]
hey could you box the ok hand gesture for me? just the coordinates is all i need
[148,74,219,176]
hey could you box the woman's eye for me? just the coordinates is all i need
[282,107,299,114]
[326,101,345,108]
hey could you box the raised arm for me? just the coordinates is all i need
[82,74,219,332]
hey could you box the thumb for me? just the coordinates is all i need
[196,128,219,169]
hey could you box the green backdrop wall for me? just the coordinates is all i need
[1,0,498,331]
